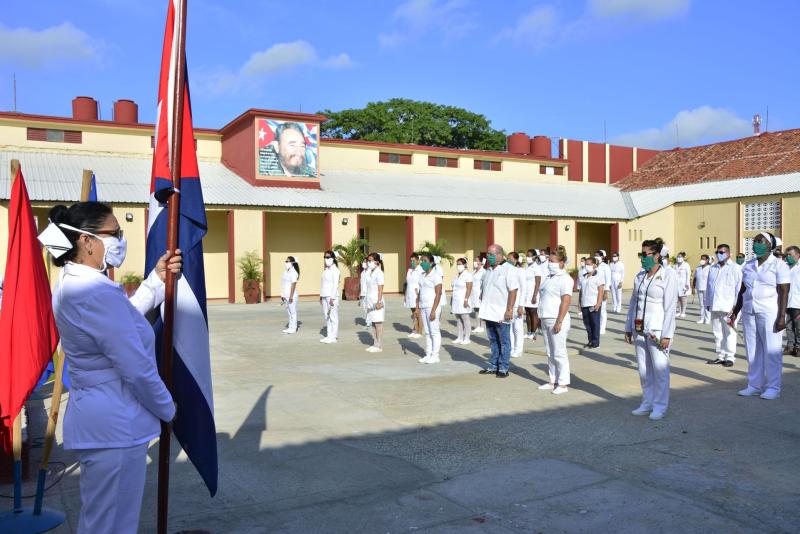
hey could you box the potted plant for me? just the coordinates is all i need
[333,236,369,300]
[120,272,144,297]
[418,239,454,266]
[237,250,264,304]
[567,267,580,292]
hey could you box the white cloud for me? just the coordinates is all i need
[0,23,101,68]
[379,0,477,47]
[323,53,357,69]
[241,40,317,77]
[612,106,752,149]
[590,0,690,19]
[495,5,560,51]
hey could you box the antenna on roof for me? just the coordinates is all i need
[752,114,762,136]
[765,106,769,133]
[675,124,680,148]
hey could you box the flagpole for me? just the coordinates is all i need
[157,0,188,532]
[7,160,23,514]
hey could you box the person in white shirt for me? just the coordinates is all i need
[610,252,625,313]
[785,245,800,357]
[433,256,446,314]
[537,246,574,394]
[416,253,444,363]
[705,244,743,367]
[576,257,587,292]
[625,237,678,421]
[594,250,612,334]
[470,257,486,333]
[693,255,712,324]
[451,257,474,345]
[45,202,178,534]
[730,232,790,399]
[281,256,300,334]
[319,250,341,343]
[359,260,370,328]
[523,249,543,340]
[675,252,692,318]
[405,253,424,339]
[579,257,604,348]
[365,252,386,352]
[507,251,527,358]
[477,244,519,378]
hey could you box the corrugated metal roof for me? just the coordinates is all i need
[0,150,631,219]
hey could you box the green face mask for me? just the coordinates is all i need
[640,255,657,270]
[410,260,417,268]
[787,255,797,266]
[487,254,497,267]
[753,241,769,257]
[420,261,431,271]
[736,257,745,265]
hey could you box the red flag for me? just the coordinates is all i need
[0,165,59,450]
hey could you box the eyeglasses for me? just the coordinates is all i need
[96,227,124,239]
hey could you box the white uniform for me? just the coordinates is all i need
[365,267,386,323]
[524,263,541,309]
[539,269,574,386]
[451,270,473,314]
[610,260,625,312]
[359,269,370,325]
[469,268,485,309]
[479,262,519,323]
[434,263,446,311]
[419,269,444,357]
[694,264,711,323]
[320,265,341,340]
[676,261,692,298]
[405,265,423,308]
[597,262,612,334]
[281,267,299,332]
[511,265,527,357]
[53,263,175,534]
[741,255,791,395]
[706,261,742,362]
[626,266,678,415]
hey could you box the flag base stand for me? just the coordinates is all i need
[0,507,65,533]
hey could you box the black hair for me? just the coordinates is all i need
[48,202,113,267]
[367,252,384,271]
[717,244,730,251]
[594,250,606,259]
[287,256,300,278]
[786,245,800,255]
[678,251,686,257]
[410,252,419,259]
[701,254,710,261]
[508,251,520,266]
[641,237,665,259]
[275,122,305,143]
[456,257,468,266]
[552,245,568,263]
[323,250,337,267]
[527,249,537,257]
[585,256,596,264]
[736,252,746,257]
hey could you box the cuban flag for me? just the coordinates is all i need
[146,0,217,496]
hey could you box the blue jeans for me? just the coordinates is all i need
[485,320,512,372]
[581,307,601,346]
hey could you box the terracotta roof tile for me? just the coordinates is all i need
[617,129,800,191]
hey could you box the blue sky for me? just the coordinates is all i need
[1,0,798,149]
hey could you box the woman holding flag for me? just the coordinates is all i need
[43,201,182,534]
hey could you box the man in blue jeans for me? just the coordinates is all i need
[478,244,519,377]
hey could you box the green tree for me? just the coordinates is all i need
[418,240,455,267]
[333,236,370,277]
[319,98,507,151]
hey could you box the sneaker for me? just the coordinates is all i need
[631,406,652,416]
[706,358,725,365]
[649,411,666,420]
[453,339,464,345]
[282,328,291,333]
[284,330,297,335]
[320,338,335,344]
[680,313,686,318]
[366,346,382,353]
[737,386,762,397]
[425,354,440,364]
[696,319,705,324]
[461,340,472,346]
[407,332,417,338]
[759,390,780,400]
[511,352,521,358]
[419,354,431,363]
[473,327,485,333]
[538,383,554,390]
[479,368,497,375]
[722,360,734,367]
[552,386,568,395]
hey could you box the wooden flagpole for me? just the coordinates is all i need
[8,160,23,513]
[157,0,188,532]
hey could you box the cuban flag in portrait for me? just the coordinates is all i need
[146,0,217,496]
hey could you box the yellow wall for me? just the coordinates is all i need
[360,214,406,293]
[673,199,739,261]
[264,212,326,298]
[554,219,577,266]
[576,222,612,264]
[619,206,675,289]
[784,195,800,246]
[435,217,487,282]
[413,214,437,245]
[232,208,264,303]
[493,217,515,251]
[203,210,230,299]
[514,220,550,253]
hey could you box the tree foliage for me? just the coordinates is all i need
[333,236,370,277]
[319,98,506,151]
[418,240,455,267]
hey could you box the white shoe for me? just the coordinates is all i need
[552,386,568,395]
[461,340,471,346]
[407,332,417,338]
[473,327,484,333]
[696,319,705,324]
[631,406,652,416]
[737,387,762,397]
[419,354,431,363]
[282,328,291,333]
[680,314,686,318]
[425,354,440,364]
[284,330,297,335]
[453,339,464,345]
[649,410,666,420]
[538,383,554,390]
[511,352,521,358]
[366,346,381,353]
[760,390,780,400]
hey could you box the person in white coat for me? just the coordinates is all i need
[693,255,712,324]
[319,250,341,343]
[730,232,790,399]
[417,253,444,363]
[365,252,386,352]
[281,256,300,333]
[470,257,486,333]
[523,249,543,340]
[594,250,612,334]
[610,252,625,313]
[359,260,371,328]
[625,238,678,420]
[705,244,742,367]
[451,257,474,344]
[675,252,692,318]
[433,255,446,315]
[44,202,179,534]
[405,253,424,338]
[537,246,574,394]
[507,252,527,358]
[785,245,800,357]
[478,244,519,378]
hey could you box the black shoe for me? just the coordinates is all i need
[495,371,509,378]
[479,368,497,375]
[706,358,724,365]
[722,360,734,367]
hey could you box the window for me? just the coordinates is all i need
[744,201,780,230]
[538,166,563,175]
[428,155,457,168]
[46,129,64,142]
[27,127,82,144]
[474,159,501,171]
[379,152,412,165]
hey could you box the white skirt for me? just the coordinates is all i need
[451,290,472,314]
[366,304,385,323]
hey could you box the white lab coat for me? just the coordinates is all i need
[610,260,625,312]
[320,265,340,340]
[419,270,443,356]
[706,261,743,361]
[366,267,386,323]
[523,263,541,309]
[281,267,299,332]
[539,271,574,385]
[789,264,800,309]
[405,265,423,308]
[676,262,692,297]
[597,262,612,333]
[451,270,473,314]
[469,268,485,309]
[478,262,519,323]
[511,265,527,356]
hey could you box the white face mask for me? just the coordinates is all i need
[526,256,535,264]
[285,262,293,271]
[457,264,466,273]
[716,252,728,262]
[585,265,595,273]
[612,256,618,262]
[547,261,561,275]
[594,256,603,263]
[677,257,684,264]
[324,257,334,267]
[473,261,480,269]
[699,260,707,266]
[361,261,368,269]
[61,223,127,270]
[368,261,377,270]
[580,261,585,267]
[538,254,547,263]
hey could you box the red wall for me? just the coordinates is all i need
[221,120,255,182]
[609,145,634,183]
[588,142,606,183]
[637,148,659,168]
[567,140,583,181]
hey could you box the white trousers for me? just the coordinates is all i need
[321,298,339,339]
[697,290,710,322]
[742,311,783,394]
[76,443,148,534]
[711,311,737,361]
[611,283,623,313]
[542,316,570,385]
[511,313,525,355]
[634,333,670,413]
[599,299,608,335]
[422,306,442,356]
[286,300,298,332]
